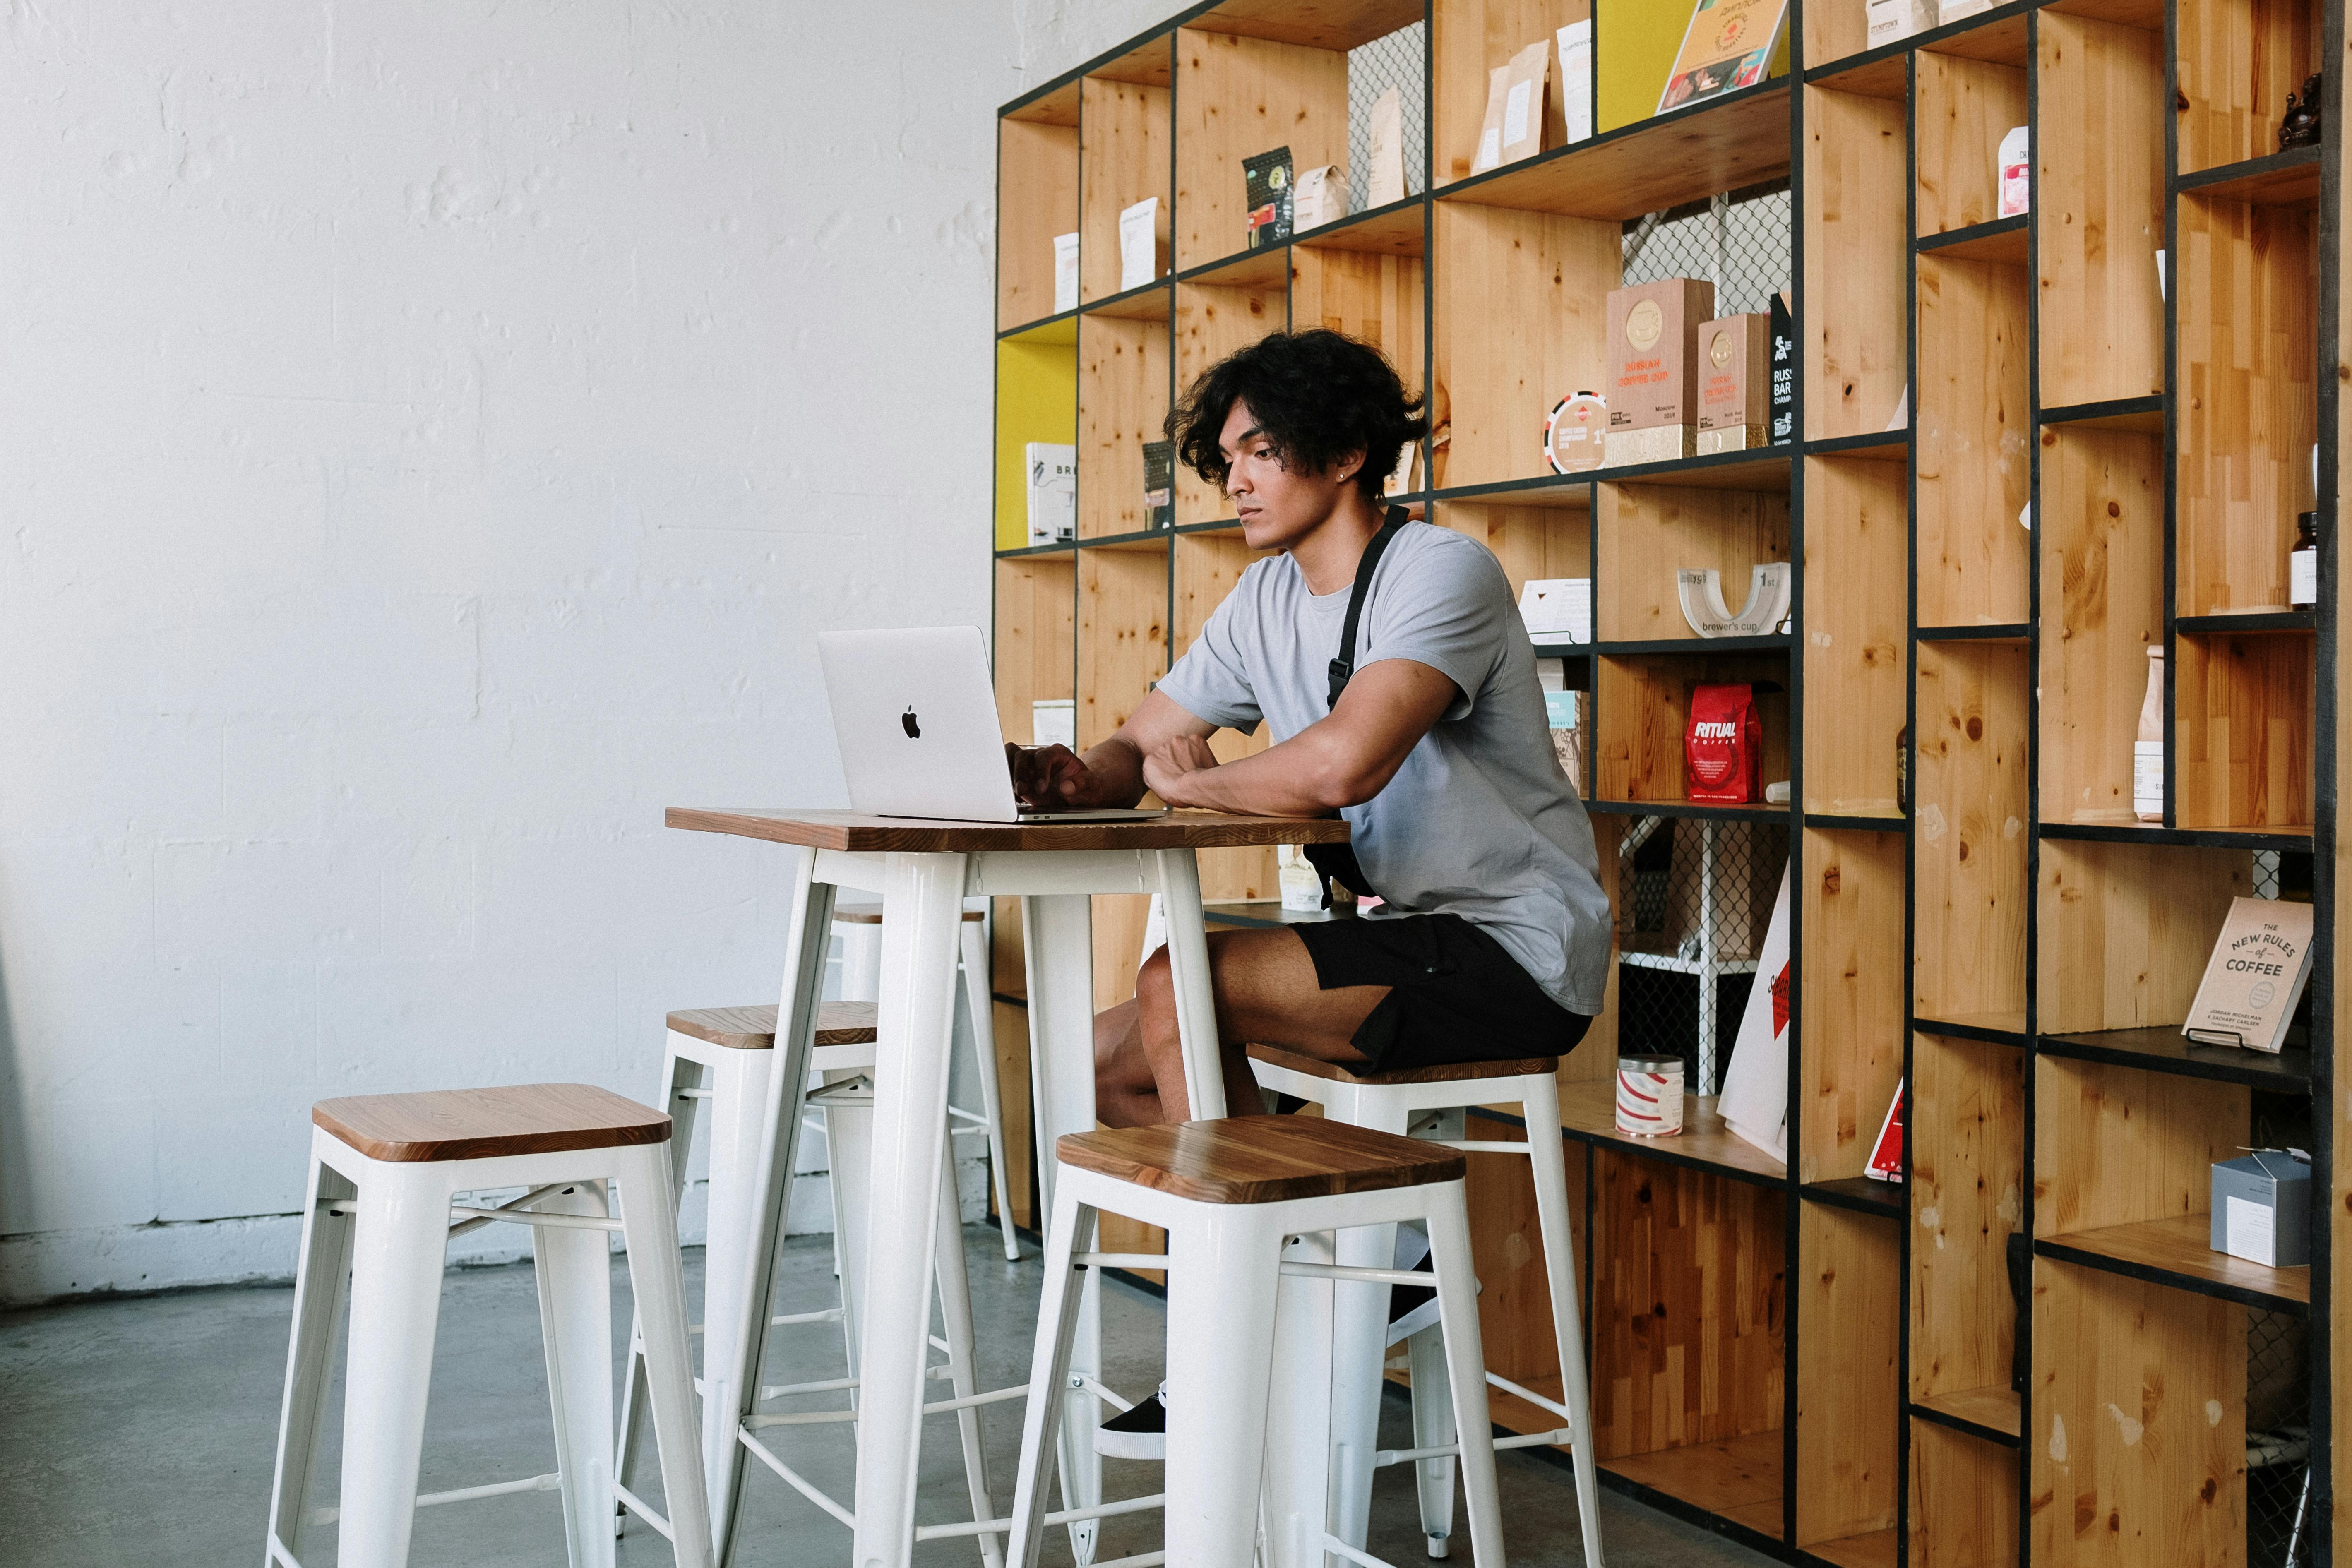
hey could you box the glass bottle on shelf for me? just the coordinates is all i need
[2291,511,2320,610]
[2134,646,2164,824]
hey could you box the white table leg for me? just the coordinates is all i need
[714,849,835,1562]
[848,850,970,1568]
[1020,891,1103,1566]
[1153,848,1228,1119]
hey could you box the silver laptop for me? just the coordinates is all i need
[817,626,1168,823]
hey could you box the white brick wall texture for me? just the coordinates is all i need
[0,0,1165,1303]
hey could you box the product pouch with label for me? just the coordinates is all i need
[1686,682,1762,804]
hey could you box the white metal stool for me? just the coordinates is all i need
[1247,1046,1603,1565]
[615,1001,1007,1564]
[1009,1117,1508,1567]
[834,900,1021,1261]
[265,1083,713,1568]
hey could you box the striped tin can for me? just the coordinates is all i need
[1614,1056,1684,1137]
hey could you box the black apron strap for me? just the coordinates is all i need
[1307,506,1413,905]
[1325,505,1411,710]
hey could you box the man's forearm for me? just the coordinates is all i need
[1156,730,1352,817]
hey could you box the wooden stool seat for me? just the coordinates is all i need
[665,1000,878,1052]
[833,902,984,925]
[312,1083,671,1165]
[1246,1042,1558,1086]
[1056,1116,1464,1205]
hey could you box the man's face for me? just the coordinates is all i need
[1217,399,1357,553]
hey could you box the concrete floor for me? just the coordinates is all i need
[0,1225,1778,1567]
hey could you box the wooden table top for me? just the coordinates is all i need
[665,806,1351,852]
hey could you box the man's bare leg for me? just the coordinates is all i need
[1092,927,1390,1125]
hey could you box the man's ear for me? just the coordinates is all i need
[1333,448,1367,485]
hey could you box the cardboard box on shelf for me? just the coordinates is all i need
[1696,313,1771,454]
[1866,0,1936,48]
[1605,277,1714,466]
[2210,1150,2311,1268]
[1556,2,1594,145]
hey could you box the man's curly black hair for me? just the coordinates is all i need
[1167,329,1428,503]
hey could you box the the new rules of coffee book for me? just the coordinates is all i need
[2182,896,2315,1053]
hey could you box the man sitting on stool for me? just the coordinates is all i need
[1007,329,1610,1452]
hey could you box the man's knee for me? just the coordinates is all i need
[1134,944,1175,1023]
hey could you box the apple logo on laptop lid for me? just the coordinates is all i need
[901,706,921,739]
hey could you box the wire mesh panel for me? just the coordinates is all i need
[1347,21,1427,210]
[1621,185,1793,315]
[1616,816,1789,1093]
[2247,1306,2313,1567]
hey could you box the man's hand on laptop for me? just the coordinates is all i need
[1006,742,1118,809]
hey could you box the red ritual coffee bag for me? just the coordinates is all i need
[1685,683,1761,804]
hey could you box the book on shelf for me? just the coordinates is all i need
[1658,0,1789,115]
[1716,862,1790,1161]
[2181,896,2314,1053]
[1865,1081,1903,1182]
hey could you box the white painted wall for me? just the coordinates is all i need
[0,0,1164,1303]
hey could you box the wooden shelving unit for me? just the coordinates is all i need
[992,2,2345,1564]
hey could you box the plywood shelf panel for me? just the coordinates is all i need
[2028,1262,2251,1564]
[1912,642,2030,1025]
[2176,144,2322,207]
[2040,394,2165,433]
[1432,0,1590,192]
[999,117,1082,331]
[1913,51,2027,238]
[1797,1205,1901,1549]
[1440,84,1793,220]
[1080,76,1172,305]
[1595,650,1791,809]
[1916,253,2032,628]
[2038,1215,2311,1310]
[2038,1025,2313,1090]
[1915,214,2027,266]
[2038,426,2163,829]
[1288,245,1425,399]
[2175,195,2319,617]
[1558,1076,1787,1183]
[1799,828,1907,1184]
[2037,9,2166,408]
[1174,26,1350,271]
[1292,197,1427,256]
[1595,480,1790,644]
[2173,627,2316,833]
[995,556,1078,745]
[1914,1385,2023,1444]
[1600,1430,1787,1532]
[2035,1054,2248,1241]
[2176,0,2323,174]
[1803,1176,1903,1217]
[1805,1527,1899,1568]
[1187,0,1423,53]
[1078,315,1173,540]
[1910,1418,2020,1568]
[1434,497,1588,600]
[2035,838,2250,1036]
[1803,456,1906,815]
[1431,200,1619,490]
[1803,83,1908,441]
[1076,545,1168,749]
[1593,1152,1787,1460]
[1911,1033,2025,1409]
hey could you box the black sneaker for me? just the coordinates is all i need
[1094,1384,1166,1460]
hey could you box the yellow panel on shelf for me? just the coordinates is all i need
[1597,0,1790,136]
[995,323,1080,552]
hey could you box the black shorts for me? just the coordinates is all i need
[1289,912,1594,1072]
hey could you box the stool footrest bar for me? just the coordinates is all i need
[611,1480,674,1540]
[1072,1374,1135,1414]
[1278,1261,1446,1287]
[736,1426,858,1530]
[1373,1428,1574,1467]
[1485,1370,1574,1422]
[267,1532,305,1568]
[1072,1252,1171,1271]
[1321,1532,1404,1568]
[307,1470,563,1524]
[911,1490,1168,1542]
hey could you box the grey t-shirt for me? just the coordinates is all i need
[1155,523,1612,1015]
